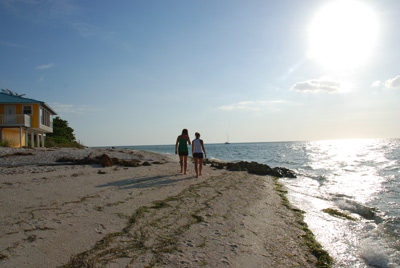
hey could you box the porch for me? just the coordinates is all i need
[0,114,31,128]
[0,114,48,148]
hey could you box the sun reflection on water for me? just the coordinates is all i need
[282,139,400,267]
[304,139,387,203]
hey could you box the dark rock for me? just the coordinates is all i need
[98,154,115,167]
[118,159,141,167]
[226,161,296,178]
[211,163,226,169]
[272,167,297,178]
[142,161,152,166]
[205,158,227,169]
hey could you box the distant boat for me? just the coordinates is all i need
[225,134,230,144]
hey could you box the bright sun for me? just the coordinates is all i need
[308,0,378,71]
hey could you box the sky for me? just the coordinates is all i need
[1,0,399,146]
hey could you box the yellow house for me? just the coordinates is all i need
[0,92,57,148]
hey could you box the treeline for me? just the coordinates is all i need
[46,117,84,148]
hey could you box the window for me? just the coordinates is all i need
[40,107,52,127]
[23,105,33,115]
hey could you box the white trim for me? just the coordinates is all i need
[20,127,23,148]
[23,105,33,115]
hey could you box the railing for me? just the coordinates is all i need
[39,122,53,133]
[0,114,31,127]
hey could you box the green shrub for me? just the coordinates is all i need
[45,117,85,148]
[0,139,14,147]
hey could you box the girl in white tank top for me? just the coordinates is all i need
[192,132,206,178]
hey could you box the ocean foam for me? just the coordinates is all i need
[360,238,391,268]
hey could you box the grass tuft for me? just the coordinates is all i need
[322,208,357,221]
[273,177,333,268]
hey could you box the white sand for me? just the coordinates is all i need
[0,147,320,267]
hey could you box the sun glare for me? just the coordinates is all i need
[308,0,378,71]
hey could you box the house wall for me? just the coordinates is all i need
[1,100,54,147]
[31,104,40,128]
[1,129,26,147]
[0,103,40,127]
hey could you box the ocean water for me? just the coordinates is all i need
[120,139,400,268]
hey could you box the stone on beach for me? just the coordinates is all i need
[226,161,297,178]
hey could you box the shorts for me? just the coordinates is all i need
[178,151,188,156]
[193,153,204,159]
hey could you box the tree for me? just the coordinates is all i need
[1,89,26,97]
[46,117,82,147]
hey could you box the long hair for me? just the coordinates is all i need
[181,129,188,136]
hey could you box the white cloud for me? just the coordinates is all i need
[0,40,27,49]
[218,100,288,111]
[219,105,235,111]
[384,75,400,89]
[50,103,100,114]
[1,0,79,23]
[291,79,340,93]
[35,63,55,70]
[73,22,115,40]
[370,80,382,87]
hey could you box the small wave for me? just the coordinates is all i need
[332,193,353,199]
[360,238,392,268]
[317,175,328,181]
[302,173,330,184]
[384,166,400,172]
[381,217,400,242]
[336,199,381,222]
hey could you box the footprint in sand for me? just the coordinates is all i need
[221,256,230,265]
[184,240,194,247]
[229,243,238,253]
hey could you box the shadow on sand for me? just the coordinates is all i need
[96,174,195,189]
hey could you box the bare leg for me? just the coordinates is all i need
[194,158,199,178]
[199,158,203,176]
[179,156,183,173]
[183,156,188,175]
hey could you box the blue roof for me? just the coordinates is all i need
[0,92,57,114]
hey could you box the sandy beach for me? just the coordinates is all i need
[0,147,324,267]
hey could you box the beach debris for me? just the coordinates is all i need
[0,253,9,260]
[118,159,141,167]
[210,162,226,169]
[204,159,227,169]
[0,151,34,158]
[226,161,296,178]
[56,153,142,167]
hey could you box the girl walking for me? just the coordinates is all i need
[175,129,191,174]
[192,132,206,178]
